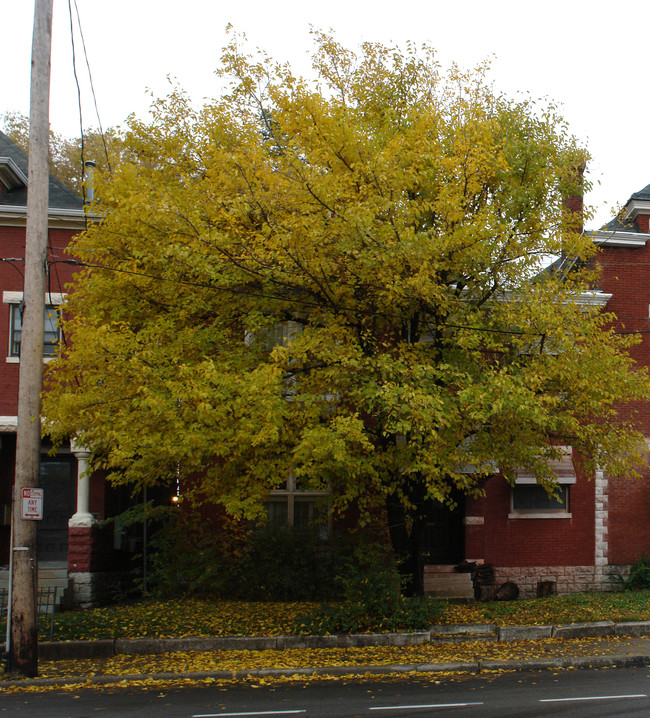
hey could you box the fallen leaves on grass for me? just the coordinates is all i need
[11,599,318,641]
[440,590,650,626]
[4,590,650,646]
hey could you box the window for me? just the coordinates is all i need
[3,292,64,361]
[256,321,302,352]
[10,304,60,357]
[264,474,330,537]
[511,484,569,514]
[509,446,574,519]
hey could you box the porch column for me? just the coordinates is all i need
[68,440,95,527]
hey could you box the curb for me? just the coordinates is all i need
[4,620,650,660]
[3,653,650,689]
[33,631,432,661]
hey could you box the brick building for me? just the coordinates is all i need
[433,183,650,597]
[3,119,650,602]
[0,131,127,607]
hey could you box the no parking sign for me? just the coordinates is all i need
[21,488,43,520]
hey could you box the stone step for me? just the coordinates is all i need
[424,568,474,599]
[424,565,460,573]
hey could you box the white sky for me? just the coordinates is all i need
[4,0,649,228]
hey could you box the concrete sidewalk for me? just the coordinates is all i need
[4,621,650,688]
[27,617,650,660]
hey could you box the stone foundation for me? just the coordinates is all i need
[493,564,626,598]
[68,571,128,609]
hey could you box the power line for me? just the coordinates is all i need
[40,256,554,338]
[71,0,111,172]
[7,252,640,339]
[67,0,85,197]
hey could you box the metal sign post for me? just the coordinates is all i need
[5,488,43,659]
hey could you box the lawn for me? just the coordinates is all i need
[4,590,650,643]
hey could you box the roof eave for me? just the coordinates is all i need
[0,157,28,190]
[587,229,650,248]
[623,199,650,222]
[576,290,612,307]
[0,205,87,229]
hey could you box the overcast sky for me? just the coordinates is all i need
[4,0,649,228]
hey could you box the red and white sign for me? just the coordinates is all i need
[21,488,44,520]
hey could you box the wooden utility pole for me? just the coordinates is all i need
[9,0,53,677]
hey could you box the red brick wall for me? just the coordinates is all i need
[68,526,116,572]
[0,225,80,416]
[607,468,650,564]
[465,472,595,567]
[597,221,650,562]
[598,239,650,433]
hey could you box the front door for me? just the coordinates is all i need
[423,493,465,565]
[38,454,75,561]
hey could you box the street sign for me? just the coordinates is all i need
[21,488,43,520]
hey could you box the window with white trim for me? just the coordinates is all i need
[265,474,330,537]
[10,303,60,357]
[255,320,302,352]
[509,446,575,519]
[3,292,64,361]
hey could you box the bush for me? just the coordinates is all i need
[141,502,371,601]
[291,548,443,634]
[620,553,650,590]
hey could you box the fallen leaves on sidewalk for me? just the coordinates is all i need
[20,635,646,683]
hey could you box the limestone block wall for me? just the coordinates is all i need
[493,564,624,598]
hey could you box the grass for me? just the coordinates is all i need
[4,590,650,642]
[441,589,650,626]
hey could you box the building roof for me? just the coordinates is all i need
[600,214,637,233]
[0,130,83,211]
[594,182,650,235]
[630,183,650,202]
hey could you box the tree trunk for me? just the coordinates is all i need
[385,493,426,597]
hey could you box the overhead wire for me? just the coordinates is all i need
[71,0,112,173]
[67,0,85,199]
[41,255,556,338]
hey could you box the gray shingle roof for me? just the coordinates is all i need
[630,183,650,202]
[0,130,82,211]
[601,215,637,232]
[598,182,650,232]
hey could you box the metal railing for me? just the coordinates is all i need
[0,586,57,641]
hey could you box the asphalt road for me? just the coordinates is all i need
[3,667,650,717]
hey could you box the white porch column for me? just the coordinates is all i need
[68,440,95,527]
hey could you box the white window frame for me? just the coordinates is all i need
[266,473,331,535]
[3,291,65,363]
[508,446,575,520]
[246,320,302,351]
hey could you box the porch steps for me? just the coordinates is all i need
[0,562,69,609]
[424,564,474,599]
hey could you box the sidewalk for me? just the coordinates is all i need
[4,621,650,689]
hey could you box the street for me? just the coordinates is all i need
[3,667,650,717]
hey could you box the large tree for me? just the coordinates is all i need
[43,34,650,594]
